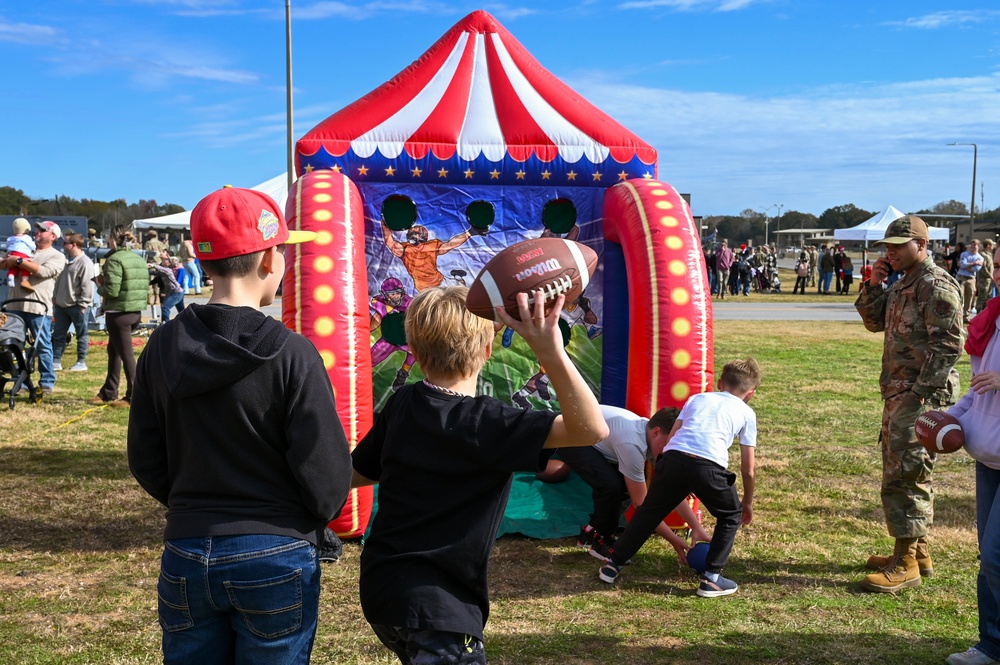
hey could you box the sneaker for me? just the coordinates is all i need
[68,362,88,372]
[318,527,343,563]
[40,386,54,395]
[947,647,1000,665]
[577,525,597,549]
[696,574,739,597]
[53,363,64,372]
[109,399,131,408]
[589,534,615,562]
[598,561,621,584]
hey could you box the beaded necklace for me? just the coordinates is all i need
[421,379,467,397]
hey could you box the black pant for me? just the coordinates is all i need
[611,450,742,574]
[793,275,808,294]
[370,625,486,665]
[559,446,628,537]
[98,311,141,402]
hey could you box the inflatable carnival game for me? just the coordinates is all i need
[283,10,713,539]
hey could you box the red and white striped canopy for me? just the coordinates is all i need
[297,10,656,174]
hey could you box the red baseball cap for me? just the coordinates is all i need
[191,185,316,260]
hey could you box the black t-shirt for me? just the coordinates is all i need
[352,382,557,638]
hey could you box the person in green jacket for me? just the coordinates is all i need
[90,224,148,406]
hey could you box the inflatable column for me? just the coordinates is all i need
[284,169,373,538]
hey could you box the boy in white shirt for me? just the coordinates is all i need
[599,358,761,597]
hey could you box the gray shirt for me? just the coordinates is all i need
[53,252,95,309]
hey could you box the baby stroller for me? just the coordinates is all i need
[0,298,45,410]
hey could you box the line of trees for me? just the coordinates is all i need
[705,200,1000,248]
[0,186,184,236]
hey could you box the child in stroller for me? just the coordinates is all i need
[0,298,45,409]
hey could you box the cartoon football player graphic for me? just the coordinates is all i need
[381,223,473,292]
[370,277,416,391]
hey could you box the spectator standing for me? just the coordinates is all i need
[87,228,103,249]
[142,229,167,261]
[944,241,1000,665]
[148,257,186,324]
[819,245,835,294]
[948,243,965,277]
[855,216,963,593]
[957,239,985,323]
[178,234,202,295]
[52,232,94,373]
[840,253,855,295]
[793,251,810,295]
[807,245,819,287]
[127,185,352,664]
[90,225,148,407]
[715,241,734,300]
[978,239,996,313]
[2,221,66,395]
[705,246,717,295]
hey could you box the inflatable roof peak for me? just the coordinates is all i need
[296,10,657,186]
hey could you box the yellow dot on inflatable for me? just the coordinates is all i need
[645,180,660,186]
[312,193,333,204]
[311,209,333,222]
[672,349,691,369]
[672,318,691,336]
[671,382,691,401]
[668,260,686,276]
[671,287,690,306]
[312,181,332,189]
[314,285,335,304]
[313,256,334,273]
[665,236,683,251]
[319,350,335,368]
[660,216,679,228]
[651,188,668,196]
[313,172,331,179]
[315,316,335,336]
[655,200,674,210]
[315,229,333,245]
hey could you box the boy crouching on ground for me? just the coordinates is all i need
[351,286,609,664]
[599,357,761,598]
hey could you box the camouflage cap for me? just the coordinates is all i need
[874,215,929,245]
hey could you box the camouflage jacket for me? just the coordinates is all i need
[979,250,994,286]
[854,256,963,403]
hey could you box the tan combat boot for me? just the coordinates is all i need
[866,537,933,577]
[861,539,921,593]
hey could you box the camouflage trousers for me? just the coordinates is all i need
[879,391,947,539]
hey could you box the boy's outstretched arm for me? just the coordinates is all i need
[740,445,756,525]
[496,290,609,448]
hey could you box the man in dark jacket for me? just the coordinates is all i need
[127,186,353,664]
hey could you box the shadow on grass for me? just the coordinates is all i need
[0,513,163,552]
[800,493,976,530]
[0,446,131,480]
[489,630,970,664]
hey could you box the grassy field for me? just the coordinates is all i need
[0,320,979,664]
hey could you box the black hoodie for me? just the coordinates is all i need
[127,303,352,545]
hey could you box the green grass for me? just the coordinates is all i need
[0,321,980,664]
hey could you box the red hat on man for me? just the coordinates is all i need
[190,185,316,260]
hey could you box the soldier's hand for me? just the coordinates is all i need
[870,257,891,285]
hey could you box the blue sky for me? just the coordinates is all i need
[2,1,998,218]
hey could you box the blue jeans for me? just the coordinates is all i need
[19,311,55,389]
[160,291,186,323]
[820,271,833,293]
[52,304,89,365]
[184,260,202,293]
[976,462,1000,660]
[158,535,320,665]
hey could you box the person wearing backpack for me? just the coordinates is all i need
[793,251,810,295]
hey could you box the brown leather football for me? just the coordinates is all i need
[914,410,965,454]
[466,238,598,321]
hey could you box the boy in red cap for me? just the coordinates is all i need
[127,185,353,664]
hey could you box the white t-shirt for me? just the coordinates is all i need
[593,405,649,483]
[664,391,757,468]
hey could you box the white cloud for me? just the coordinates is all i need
[617,0,762,11]
[0,17,63,45]
[886,10,1000,30]
[569,72,1000,214]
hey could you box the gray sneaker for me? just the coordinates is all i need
[54,362,64,371]
[697,574,738,598]
[947,648,1000,665]
[68,362,88,372]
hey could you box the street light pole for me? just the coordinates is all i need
[947,142,977,242]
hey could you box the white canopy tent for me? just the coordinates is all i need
[133,173,289,231]
[834,205,950,243]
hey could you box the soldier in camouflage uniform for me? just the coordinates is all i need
[854,215,964,593]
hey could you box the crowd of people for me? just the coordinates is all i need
[0,220,209,407]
